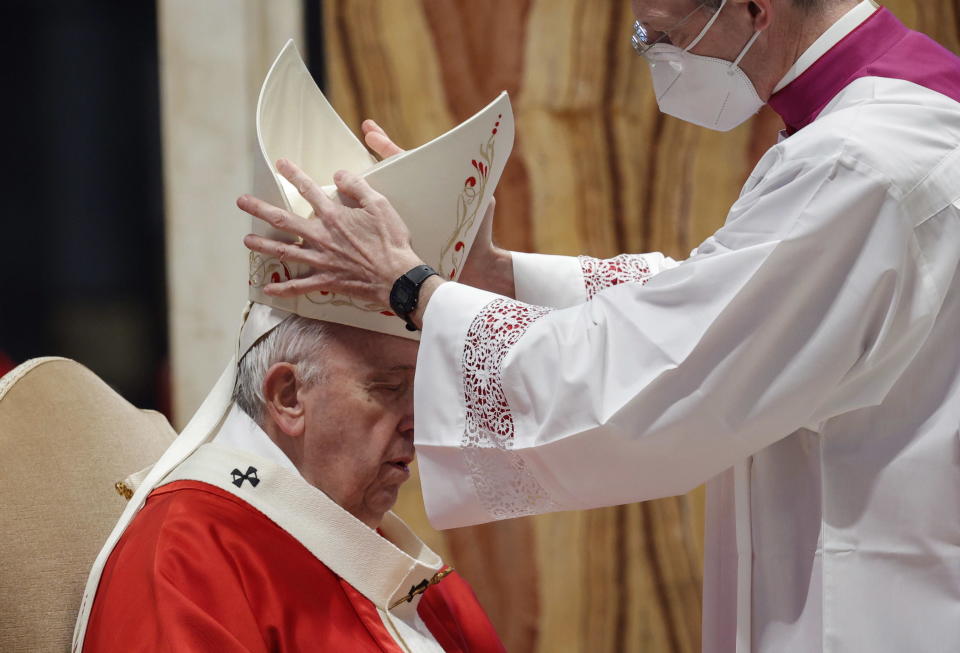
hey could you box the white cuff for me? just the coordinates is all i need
[415,282,504,529]
[512,252,586,308]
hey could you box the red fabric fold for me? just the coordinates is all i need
[85,481,502,652]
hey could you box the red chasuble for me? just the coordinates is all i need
[84,481,504,652]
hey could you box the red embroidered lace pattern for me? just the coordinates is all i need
[461,298,560,520]
[579,254,653,300]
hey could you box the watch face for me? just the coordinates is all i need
[390,278,417,315]
[390,266,436,318]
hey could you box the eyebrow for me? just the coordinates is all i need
[366,365,415,380]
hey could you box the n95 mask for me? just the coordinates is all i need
[644,0,764,132]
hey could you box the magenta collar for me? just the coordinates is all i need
[768,8,960,134]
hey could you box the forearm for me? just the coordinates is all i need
[410,247,513,329]
[412,247,681,330]
[457,245,515,299]
[477,248,516,298]
[511,251,676,308]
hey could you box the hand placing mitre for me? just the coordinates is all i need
[360,120,514,298]
[237,120,516,327]
[237,159,424,308]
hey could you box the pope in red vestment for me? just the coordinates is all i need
[74,39,514,650]
[79,317,506,653]
[85,479,503,652]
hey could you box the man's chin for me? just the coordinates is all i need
[361,485,405,527]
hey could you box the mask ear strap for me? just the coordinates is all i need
[685,0,728,52]
[732,30,762,67]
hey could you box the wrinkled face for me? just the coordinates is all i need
[298,328,417,529]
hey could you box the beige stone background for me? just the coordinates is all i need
[163,2,960,652]
[161,0,304,424]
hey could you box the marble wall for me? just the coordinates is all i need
[160,0,303,427]
[321,1,960,651]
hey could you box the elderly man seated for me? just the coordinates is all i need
[81,315,504,652]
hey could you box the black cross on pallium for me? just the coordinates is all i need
[231,466,260,488]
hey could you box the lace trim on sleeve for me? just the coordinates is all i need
[461,298,560,520]
[578,254,653,300]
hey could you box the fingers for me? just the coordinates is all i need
[365,131,403,159]
[361,119,387,137]
[333,170,387,211]
[262,276,329,297]
[236,194,312,239]
[243,233,322,268]
[275,158,337,215]
[361,119,404,158]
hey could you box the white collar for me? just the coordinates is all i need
[773,0,880,94]
[213,403,300,476]
[161,443,445,610]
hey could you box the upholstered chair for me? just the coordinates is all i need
[0,358,175,652]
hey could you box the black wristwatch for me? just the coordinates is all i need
[389,265,439,331]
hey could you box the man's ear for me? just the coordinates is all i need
[262,362,306,438]
[746,0,773,32]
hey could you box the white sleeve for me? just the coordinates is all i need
[414,154,930,530]
[512,251,679,308]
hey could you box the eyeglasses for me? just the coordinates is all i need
[631,2,714,56]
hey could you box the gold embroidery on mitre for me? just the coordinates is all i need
[389,567,455,609]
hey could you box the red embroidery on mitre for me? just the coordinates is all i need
[579,254,653,300]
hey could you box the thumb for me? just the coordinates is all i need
[478,197,496,244]
[362,120,404,159]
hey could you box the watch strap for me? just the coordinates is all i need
[389,265,438,331]
[403,264,439,287]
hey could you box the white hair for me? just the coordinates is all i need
[232,314,330,424]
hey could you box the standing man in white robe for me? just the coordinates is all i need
[238,0,960,650]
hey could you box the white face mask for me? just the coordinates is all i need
[644,0,764,132]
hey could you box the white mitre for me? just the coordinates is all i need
[73,40,514,649]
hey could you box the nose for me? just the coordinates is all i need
[398,401,414,441]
